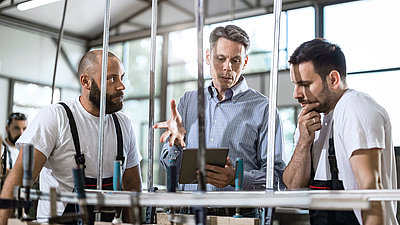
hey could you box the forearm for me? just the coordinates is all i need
[0,163,23,225]
[283,142,312,189]
[362,201,384,225]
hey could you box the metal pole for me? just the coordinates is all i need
[266,0,282,191]
[50,0,68,104]
[195,0,206,192]
[147,0,158,191]
[97,0,111,195]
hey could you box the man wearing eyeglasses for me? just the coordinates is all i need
[1,113,27,172]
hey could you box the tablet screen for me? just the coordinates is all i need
[178,148,229,184]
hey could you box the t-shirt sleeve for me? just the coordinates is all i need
[338,97,386,158]
[124,117,142,169]
[16,106,60,159]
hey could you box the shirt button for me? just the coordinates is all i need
[213,120,216,124]
[210,138,214,142]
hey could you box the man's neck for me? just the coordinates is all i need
[216,88,228,101]
[79,95,100,117]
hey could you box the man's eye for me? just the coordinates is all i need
[232,59,241,63]
[217,57,225,61]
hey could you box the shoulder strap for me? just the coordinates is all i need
[2,143,7,176]
[59,102,85,168]
[112,114,125,165]
[327,123,339,180]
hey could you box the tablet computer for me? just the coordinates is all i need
[179,148,229,184]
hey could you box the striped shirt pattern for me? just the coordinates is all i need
[160,77,286,191]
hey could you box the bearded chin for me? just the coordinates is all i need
[8,131,19,145]
[89,81,123,114]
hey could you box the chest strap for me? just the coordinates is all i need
[310,122,339,181]
[58,102,125,168]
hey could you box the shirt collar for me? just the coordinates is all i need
[207,76,248,101]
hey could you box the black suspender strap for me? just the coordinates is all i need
[327,123,339,180]
[58,102,85,168]
[59,102,124,168]
[112,114,125,165]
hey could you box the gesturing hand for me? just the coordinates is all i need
[153,99,186,147]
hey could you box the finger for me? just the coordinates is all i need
[169,133,177,147]
[153,121,168,129]
[159,131,171,143]
[206,164,222,172]
[178,136,186,148]
[170,99,177,117]
[309,123,322,132]
[225,157,232,167]
[299,102,320,116]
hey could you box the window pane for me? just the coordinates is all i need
[324,0,400,72]
[347,71,400,146]
[109,43,123,59]
[124,37,163,98]
[278,107,297,163]
[166,81,197,118]
[13,81,60,124]
[287,7,315,58]
[123,99,163,185]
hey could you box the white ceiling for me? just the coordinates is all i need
[0,0,355,43]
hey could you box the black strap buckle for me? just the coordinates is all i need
[74,154,86,168]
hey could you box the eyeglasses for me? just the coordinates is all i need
[7,112,27,126]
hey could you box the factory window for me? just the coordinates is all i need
[122,99,161,186]
[324,0,400,73]
[124,37,163,98]
[325,0,400,146]
[12,81,60,124]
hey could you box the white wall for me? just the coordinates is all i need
[0,24,86,88]
[0,78,9,138]
[0,24,86,136]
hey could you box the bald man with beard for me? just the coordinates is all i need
[0,50,142,225]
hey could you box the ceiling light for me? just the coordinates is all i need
[17,0,61,11]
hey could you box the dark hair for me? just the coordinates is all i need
[209,25,250,53]
[7,112,27,126]
[78,50,120,77]
[288,38,347,84]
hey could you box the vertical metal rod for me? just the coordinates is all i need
[266,0,282,191]
[229,0,236,21]
[50,0,68,104]
[97,0,111,193]
[147,0,158,191]
[195,0,206,192]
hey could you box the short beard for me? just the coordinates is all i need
[7,131,20,145]
[89,79,124,114]
[314,82,336,113]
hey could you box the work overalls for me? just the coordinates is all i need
[309,128,360,225]
[59,103,125,225]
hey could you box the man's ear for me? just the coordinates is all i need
[242,55,249,70]
[206,49,211,65]
[80,74,91,90]
[327,70,341,90]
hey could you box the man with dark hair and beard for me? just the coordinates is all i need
[0,50,142,224]
[1,113,27,172]
[283,39,397,225]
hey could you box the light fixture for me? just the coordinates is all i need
[17,0,61,11]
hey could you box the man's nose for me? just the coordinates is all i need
[293,86,304,100]
[116,79,125,91]
[223,59,232,71]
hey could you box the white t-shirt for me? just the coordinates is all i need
[1,141,19,169]
[16,97,142,222]
[295,89,397,225]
